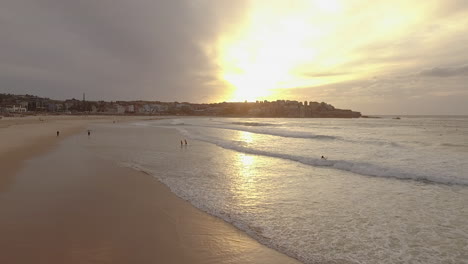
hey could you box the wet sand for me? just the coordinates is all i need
[0,116,301,264]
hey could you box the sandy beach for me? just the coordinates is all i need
[0,116,145,184]
[0,116,300,264]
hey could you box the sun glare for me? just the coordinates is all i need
[216,0,346,101]
[214,0,429,102]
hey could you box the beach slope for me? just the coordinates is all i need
[0,117,301,264]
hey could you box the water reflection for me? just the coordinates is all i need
[233,153,264,206]
[239,154,255,174]
[238,130,254,144]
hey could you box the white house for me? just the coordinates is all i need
[126,105,135,113]
[116,105,126,114]
[6,105,27,113]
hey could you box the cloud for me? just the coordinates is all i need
[0,0,247,102]
[1,0,467,114]
[299,71,350,78]
[420,64,468,77]
[279,65,468,115]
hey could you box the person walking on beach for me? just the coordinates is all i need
[56,131,60,136]
[181,140,183,147]
[88,130,91,136]
[184,139,187,145]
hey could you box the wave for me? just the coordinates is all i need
[230,121,277,127]
[440,143,468,148]
[117,160,305,262]
[170,119,185,125]
[147,119,402,147]
[177,128,467,185]
[145,119,336,140]
[202,124,338,140]
[199,124,403,147]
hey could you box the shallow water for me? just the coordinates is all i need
[85,117,468,264]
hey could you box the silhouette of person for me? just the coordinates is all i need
[56,131,60,136]
[184,139,187,145]
[181,140,183,147]
[88,130,91,136]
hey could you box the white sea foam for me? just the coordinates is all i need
[176,127,468,185]
[196,124,337,140]
[85,117,468,264]
[157,121,404,147]
[230,121,277,127]
[170,119,185,125]
[232,125,336,140]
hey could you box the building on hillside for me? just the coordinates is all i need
[19,101,29,109]
[116,105,125,114]
[6,105,27,113]
[126,105,135,113]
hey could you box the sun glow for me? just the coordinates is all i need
[217,0,344,101]
[214,0,431,102]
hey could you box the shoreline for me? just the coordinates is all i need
[0,116,142,179]
[0,116,301,263]
[1,116,91,191]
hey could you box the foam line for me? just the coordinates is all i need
[177,128,468,185]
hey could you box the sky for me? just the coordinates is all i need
[1,0,468,115]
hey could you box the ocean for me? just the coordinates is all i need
[84,116,468,264]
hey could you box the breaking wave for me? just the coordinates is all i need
[202,124,338,140]
[230,121,277,127]
[177,128,467,185]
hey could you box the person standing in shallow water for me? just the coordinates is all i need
[56,131,59,136]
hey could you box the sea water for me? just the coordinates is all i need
[85,116,468,264]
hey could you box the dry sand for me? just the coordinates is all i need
[0,116,301,264]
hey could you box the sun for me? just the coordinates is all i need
[215,0,344,102]
[218,15,315,101]
[223,72,277,102]
[207,0,439,103]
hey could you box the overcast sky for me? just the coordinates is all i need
[1,0,467,115]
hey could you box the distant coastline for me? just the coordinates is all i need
[1,93,361,118]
